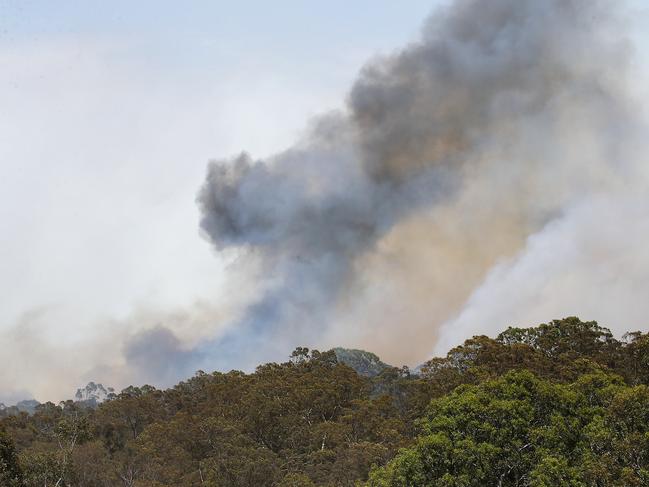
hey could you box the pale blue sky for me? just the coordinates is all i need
[2,1,440,58]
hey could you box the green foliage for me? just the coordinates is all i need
[529,456,585,487]
[0,428,23,487]
[4,317,649,486]
[333,348,391,377]
[367,370,649,486]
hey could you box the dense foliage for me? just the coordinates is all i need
[332,349,390,378]
[367,370,649,486]
[2,317,649,486]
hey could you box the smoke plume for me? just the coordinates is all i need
[197,0,646,366]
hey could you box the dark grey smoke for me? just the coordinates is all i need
[197,0,636,366]
[123,326,199,385]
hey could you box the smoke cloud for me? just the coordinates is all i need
[198,0,646,366]
[434,192,649,353]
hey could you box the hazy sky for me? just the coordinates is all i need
[0,1,444,401]
[2,1,649,403]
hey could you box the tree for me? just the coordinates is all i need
[20,403,92,487]
[367,369,649,486]
[6,317,649,486]
[0,428,23,487]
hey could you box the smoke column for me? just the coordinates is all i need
[197,0,646,367]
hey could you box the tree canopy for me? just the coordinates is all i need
[2,317,649,486]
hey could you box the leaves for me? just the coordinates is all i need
[367,370,649,486]
[4,318,649,486]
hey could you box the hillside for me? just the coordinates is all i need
[332,348,391,377]
[2,317,649,486]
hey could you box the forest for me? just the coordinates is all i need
[2,317,649,486]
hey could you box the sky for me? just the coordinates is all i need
[0,1,440,402]
[1,0,649,403]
